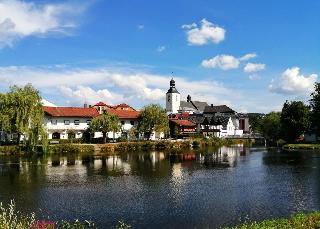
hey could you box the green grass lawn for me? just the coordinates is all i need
[283,144,320,149]
[227,212,320,229]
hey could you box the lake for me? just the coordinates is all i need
[0,145,320,228]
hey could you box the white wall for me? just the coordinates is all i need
[44,116,91,139]
[166,92,180,114]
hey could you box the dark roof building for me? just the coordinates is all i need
[180,101,209,113]
[203,105,235,114]
[166,78,180,94]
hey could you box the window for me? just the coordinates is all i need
[51,120,57,125]
[86,120,91,125]
[167,95,170,102]
[64,120,70,125]
[176,95,178,101]
[130,121,134,125]
[74,120,80,125]
[121,121,125,125]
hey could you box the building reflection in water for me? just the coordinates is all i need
[198,145,250,168]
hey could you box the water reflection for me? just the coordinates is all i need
[1,145,320,229]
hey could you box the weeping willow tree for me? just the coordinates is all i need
[0,84,47,152]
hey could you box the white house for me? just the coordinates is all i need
[43,103,165,141]
[219,116,243,137]
[43,106,99,139]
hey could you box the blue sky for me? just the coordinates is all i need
[0,0,319,113]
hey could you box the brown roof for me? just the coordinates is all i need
[43,106,99,118]
[107,109,140,119]
[94,101,107,106]
[170,119,196,127]
[113,103,136,111]
[203,105,235,114]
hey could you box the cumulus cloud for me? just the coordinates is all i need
[202,53,265,71]
[182,19,225,45]
[59,85,117,105]
[0,0,87,48]
[269,67,318,95]
[41,98,56,107]
[244,63,266,73]
[201,54,240,70]
[0,64,236,108]
[239,53,257,61]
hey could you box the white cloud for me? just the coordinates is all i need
[0,0,87,48]
[156,45,166,52]
[0,64,236,108]
[59,85,118,105]
[41,98,56,107]
[201,54,240,70]
[244,63,266,73]
[201,53,265,71]
[182,19,225,45]
[269,67,318,95]
[239,53,257,61]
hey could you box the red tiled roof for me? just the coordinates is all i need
[94,101,107,106]
[107,109,140,119]
[43,106,99,118]
[170,119,196,127]
[116,103,129,107]
[114,103,136,110]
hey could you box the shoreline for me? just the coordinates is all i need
[0,138,252,155]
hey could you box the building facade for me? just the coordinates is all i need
[166,79,181,114]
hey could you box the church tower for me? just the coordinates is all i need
[166,78,180,113]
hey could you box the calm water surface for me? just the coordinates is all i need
[1,146,320,228]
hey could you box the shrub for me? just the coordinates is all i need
[0,145,21,155]
[0,200,35,229]
[49,144,94,154]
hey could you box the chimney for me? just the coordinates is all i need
[187,95,191,103]
[84,103,88,108]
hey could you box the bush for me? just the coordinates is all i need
[0,200,35,229]
[0,145,21,155]
[49,144,94,154]
[227,212,320,229]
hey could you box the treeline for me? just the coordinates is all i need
[250,83,320,145]
[0,84,47,152]
[0,84,170,151]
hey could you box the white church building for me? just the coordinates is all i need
[166,79,245,137]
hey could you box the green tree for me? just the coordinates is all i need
[280,100,310,142]
[247,113,264,133]
[137,104,169,139]
[89,112,120,143]
[310,82,320,135]
[0,93,10,132]
[260,112,281,145]
[0,84,46,151]
[67,129,76,143]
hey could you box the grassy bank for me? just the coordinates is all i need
[1,200,319,229]
[227,212,320,229]
[0,145,22,155]
[0,201,130,229]
[0,138,250,155]
[283,144,320,150]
